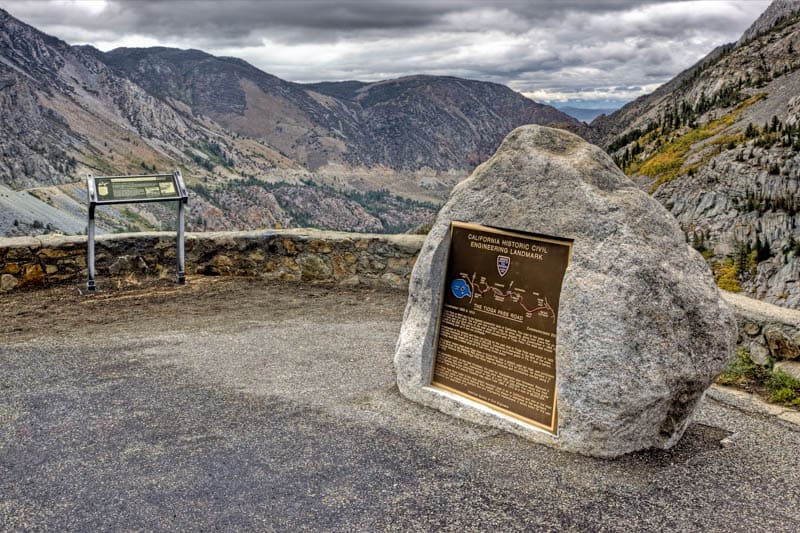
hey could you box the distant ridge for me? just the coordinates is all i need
[555,106,618,123]
[738,0,800,45]
[100,47,593,172]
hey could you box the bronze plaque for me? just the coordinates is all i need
[431,221,572,435]
[94,175,181,203]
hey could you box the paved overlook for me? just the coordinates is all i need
[1,278,799,531]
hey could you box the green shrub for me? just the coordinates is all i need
[767,370,800,406]
[717,348,767,386]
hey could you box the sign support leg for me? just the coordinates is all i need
[87,205,96,291]
[85,171,188,289]
[177,200,185,284]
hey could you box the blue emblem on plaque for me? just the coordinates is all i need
[450,279,472,299]
[497,255,511,277]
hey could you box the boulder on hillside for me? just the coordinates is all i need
[394,125,736,458]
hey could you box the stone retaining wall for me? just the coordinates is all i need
[0,230,424,292]
[2,230,798,368]
[722,291,800,376]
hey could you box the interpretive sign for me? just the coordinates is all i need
[92,175,183,203]
[431,221,572,434]
[86,171,188,291]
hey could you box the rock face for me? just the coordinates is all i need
[394,125,737,457]
[738,0,800,45]
[774,361,800,379]
[594,1,800,308]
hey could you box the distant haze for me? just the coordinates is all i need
[554,106,619,123]
[1,0,770,107]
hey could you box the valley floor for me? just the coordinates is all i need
[1,278,799,531]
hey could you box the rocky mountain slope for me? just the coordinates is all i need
[0,8,307,236]
[595,0,800,308]
[0,5,588,238]
[99,47,590,172]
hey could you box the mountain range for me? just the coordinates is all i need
[2,1,800,308]
[0,6,587,237]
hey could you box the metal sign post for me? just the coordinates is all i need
[86,170,189,291]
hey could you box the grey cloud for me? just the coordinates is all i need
[2,0,675,45]
[0,0,772,105]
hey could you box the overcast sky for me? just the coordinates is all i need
[1,0,771,109]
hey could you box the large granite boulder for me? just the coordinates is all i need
[394,125,736,458]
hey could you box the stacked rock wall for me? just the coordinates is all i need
[1,228,796,370]
[0,230,424,292]
[724,291,800,378]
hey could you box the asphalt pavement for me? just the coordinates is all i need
[1,279,799,531]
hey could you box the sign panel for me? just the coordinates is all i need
[85,171,188,290]
[93,175,182,203]
[431,221,572,434]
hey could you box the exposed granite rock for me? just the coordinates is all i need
[774,360,800,379]
[394,125,736,457]
[751,342,772,365]
[597,4,800,308]
[0,273,17,291]
[738,0,800,45]
[765,326,800,359]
